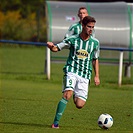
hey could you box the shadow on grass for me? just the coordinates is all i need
[0,121,50,128]
[0,71,48,81]
[0,71,45,75]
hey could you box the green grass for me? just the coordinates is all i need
[0,46,133,133]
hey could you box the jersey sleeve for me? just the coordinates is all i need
[64,22,79,38]
[64,25,75,38]
[93,42,100,59]
[64,29,74,38]
[57,40,70,51]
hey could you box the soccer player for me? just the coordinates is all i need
[64,7,89,38]
[47,16,100,129]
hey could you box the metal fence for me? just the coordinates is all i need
[0,39,133,86]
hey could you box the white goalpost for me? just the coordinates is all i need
[46,48,51,80]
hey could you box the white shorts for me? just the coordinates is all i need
[63,72,90,101]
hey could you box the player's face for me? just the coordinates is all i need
[83,22,95,36]
[78,9,88,21]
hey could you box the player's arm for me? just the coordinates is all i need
[93,41,100,85]
[93,59,100,86]
[47,41,70,52]
[47,42,59,52]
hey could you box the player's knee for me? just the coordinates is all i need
[76,104,83,109]
[63,90,73,100]
[75,102,85,109]
[75,98,86,109]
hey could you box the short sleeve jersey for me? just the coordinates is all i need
[65,22,82,38]
[64,21,95,38]
[57,35,100,80]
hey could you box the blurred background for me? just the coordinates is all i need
[0,0,46,42]
[0,0,132,42]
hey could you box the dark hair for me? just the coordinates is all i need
[82,16,96,26]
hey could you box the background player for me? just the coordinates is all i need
[64,7,89,38]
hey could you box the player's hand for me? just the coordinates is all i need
[94,76,100,86]
[47,42,54,49]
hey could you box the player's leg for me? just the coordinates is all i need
[74,97,86,109]
[52,90,73,128]
[73,76,89,109]
[52,72,76,128]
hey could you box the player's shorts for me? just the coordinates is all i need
[62,72,90,101]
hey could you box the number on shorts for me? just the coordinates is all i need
[69,79,72,85]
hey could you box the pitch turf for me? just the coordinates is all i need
[0,46,133,133]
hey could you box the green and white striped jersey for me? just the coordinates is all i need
[57,34,100,80]
[64,22,82,38]
[64,21,95,38]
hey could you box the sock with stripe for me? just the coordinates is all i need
[53,98,68,125]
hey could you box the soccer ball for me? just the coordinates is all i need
[97,113,113,129]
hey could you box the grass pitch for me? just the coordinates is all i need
[0,46,133,133]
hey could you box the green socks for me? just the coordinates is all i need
[53,98,68,125]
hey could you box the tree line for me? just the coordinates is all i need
[0,0,47,18]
